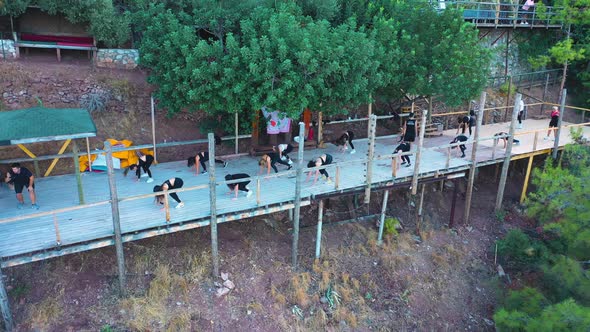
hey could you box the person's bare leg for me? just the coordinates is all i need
[29,189,36,204]
[16,193,24,203]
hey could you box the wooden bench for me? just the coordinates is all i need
[14,33,96,62]
[249,141,318,157]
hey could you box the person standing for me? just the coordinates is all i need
[450,134,469,158]
[259,153,292,175]
[187,152,227,175]
[518,99,525,129]
[400,113,417,143]
[225,173,253,199]
[127,152,154,183]
[153,177,184,209]
[544,106,560,140]
[306,154,333,185]
[520,0,535,24]
[4,163,39,209]
[456,115,471,136]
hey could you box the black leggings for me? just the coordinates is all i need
[271,158,290,173]
[169,178,183,203]
[346,131,355,149]
[235,181,250,192]
[282,144,294,159]
[459,144,466,155]
[199,157,224,171]
[401,155,410,164]
[136,156,153,179]
[518,111,523,124]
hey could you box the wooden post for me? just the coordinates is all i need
[533,131,539,151]
[163,192,170,222]
[318,111,324,147]
[151,96,157,162]
[315,200,324,259]
[292,122,305,270]
[85,137,92,172]
[552,89,567,159]
[208,133,219,278]
[449,180,459,228]
[105,141,126,295]
[495,94,520,212]
[367,97,372,138]
[464,91,486,224]
[335,166,340,190]
[234,112,239,155]
[520,155,534,203]
[72,141,85,205]
[411,110,428,195]
[288,209,293,222]
[0,266,13,332]
[44,139,71,177]
[377,190,389,245]
[504,76,512,122]
[256,178,261,205]
[418,184,425,225]
[364,114,377,204]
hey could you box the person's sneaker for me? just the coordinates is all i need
[146,178,154,183]
[175,202,185,209]
[288,158,293,165]
[325,178,333,184]
[517,124,523,129]
[400,161,407,165]
[247,190,253,198]
[201,170,208,174]
[515,141,521,146]
[543,136,549,141]
[31,204,39,210]
[350,149,356,154]
[223,161,228,168]
[287,165,292,171]
[141,173,149,178]
[280,156,287,161]
[461,154,466,158]
[17,203,24,210]
[405,163,412,168]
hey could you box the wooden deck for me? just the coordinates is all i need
[0,118,588,266]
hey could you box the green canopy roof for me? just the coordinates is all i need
[0,107,97,145]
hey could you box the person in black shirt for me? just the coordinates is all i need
[4,162,39,209]
[306,154,333,185]
[493,132,520,148]
[259,153,291,175]
[450,134,469,158]
[335,130,356,154]
[126,152,154,183]
[225,173,253,199]
[401,113,417,143]
[153,177,184,209]
[187,152,227,175]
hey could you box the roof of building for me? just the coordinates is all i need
[0,107,96,145]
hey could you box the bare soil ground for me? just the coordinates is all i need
[0,57,562,331]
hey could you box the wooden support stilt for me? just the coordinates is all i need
[17,144,39,177]
[105,141,126,295]
[418,184,425,227]
[0,266,13,332]
[85,137,92,172]
[495,94,521,212]
[256,178,261,206]
[520,155,534,203]
[318,112,324,147]
[208,133,219,278]
[44,139,71,177]
[464,92,486,224]
[364,114,377,204]
[377,190,389,245]
[72,141,85,205]
[552,89,567,159]
[292,122,305,270]
[392,153,398,178]
[163,193,170,222]
[533,132,539,151]
[335,166,340,189]
[315,200,324,259]
[449,180,459,228]
[234,112,239,155]
[53,214,61,245]
[288,208,293,222]
[151,96,157,162]
[412,109,428,195]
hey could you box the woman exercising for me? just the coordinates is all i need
[494,132,520,148]
[273,143,294,164]
[450,134,469,158]
[306,154,333,185]
[127,152,154,183]
[335,130,356,154]
[153,177,184,209]
[225,173,253,199]
[187,152,227,175]
[394,142,412,167]
[259,153,292,175]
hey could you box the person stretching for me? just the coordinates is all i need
[306,154,333,185]
[225,173,253,199]
[335,130,356,154]
[127,152,154,183]
[456,114,472,136]
[153,177,184,209]
[187,152,227,175]
[394,142,412,167]
[5,162,39,209]
[273,144,294,164]
[544,106,560,141]
[259,153,292,175]
[450,134,469,158]
[494,132,520,149]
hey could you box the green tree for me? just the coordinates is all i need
[496,229,548,269]
[526,299,590,332]
[504,287,550,317]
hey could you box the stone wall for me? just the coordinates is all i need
[96,49,139,69]
[0,39,17,59]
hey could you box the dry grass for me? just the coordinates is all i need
[166,311,191,332]
[288,272,312,308]
[28,287,64,330]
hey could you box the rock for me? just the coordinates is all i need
[484,318,494,326]
[176,302,182,306]
[216,287,230,297]
[221,272,229,281]
[223,280,235,290]
[214,281,222,288]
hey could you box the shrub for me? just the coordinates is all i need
[503,287,549,317]
[499,81,516,96]
[383,217,400,237]
[542,256,590,305]
[81,91,110,113]
[496,229,548,270]
[493,308,530,331]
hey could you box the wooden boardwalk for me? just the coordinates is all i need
[0,118,588,266]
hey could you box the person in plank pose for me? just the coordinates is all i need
[494,132,520,148]
[225,173,253,199]
[126,152,154,183]
[273,143,294,164]
[187,152,227,175]
[259,152,292,175]
[306,154,333,185]
[393,142,412,168]
[335,130,356,154]
[450,134,469,158]
[153,177,184,209]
